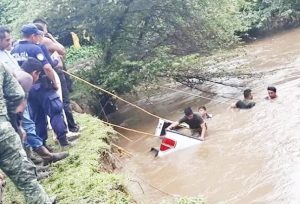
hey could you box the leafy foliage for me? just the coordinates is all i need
[2,0,300,113]
[66,45,100,66]
[238,0,300,36]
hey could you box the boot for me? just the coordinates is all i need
[44,144,54,152]
[25,147,44,164]
[34,146,69,163]
[68,125,80,133]
[58,136,73,147]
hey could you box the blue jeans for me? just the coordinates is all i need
[22,105,44,149]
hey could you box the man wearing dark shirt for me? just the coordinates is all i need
[167,107,206,140]
[231,89,256,109]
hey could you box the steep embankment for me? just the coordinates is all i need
[3,114,133,203]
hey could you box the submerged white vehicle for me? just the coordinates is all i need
[151,119,203,157]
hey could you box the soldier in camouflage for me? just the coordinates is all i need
[0,61,53,203]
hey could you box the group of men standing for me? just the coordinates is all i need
[0,20,80,203]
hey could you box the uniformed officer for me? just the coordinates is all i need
[33,20,80,133]
[11,24,71,147]
[0,61,53,203]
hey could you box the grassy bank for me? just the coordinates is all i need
[3,113,133,203]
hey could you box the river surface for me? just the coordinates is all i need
[111,28,300,204]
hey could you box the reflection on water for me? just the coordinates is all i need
[111,28,300,204]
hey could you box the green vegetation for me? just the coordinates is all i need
[1,0,300,106]
[3,114,133,203]
[1,1,299,203]
[238,0,300,36]
[66,45,100,68]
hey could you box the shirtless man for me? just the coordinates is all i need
[265,86,277,100]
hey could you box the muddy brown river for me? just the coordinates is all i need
[111,28,300,203]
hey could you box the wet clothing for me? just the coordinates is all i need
[178,113,204,129]
[11,40,68,144]
[0,62,51,203]
[235,100,256,109]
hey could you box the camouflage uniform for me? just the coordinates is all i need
[0,62,51,203]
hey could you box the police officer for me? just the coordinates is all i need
[0,61,53,203]
[33,20,80,133]
[11,24,71,147]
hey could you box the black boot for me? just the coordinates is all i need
[58,136,73,147]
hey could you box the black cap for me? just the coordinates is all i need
[21,24,43,36]
[184,107,193,116]
[21,57,43,73]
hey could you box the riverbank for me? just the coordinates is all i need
[2,113,207,203]
[3,113,133,203]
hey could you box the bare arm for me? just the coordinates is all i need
[42,35,66,56]
[43,64,58,89]
[200,122,206,140]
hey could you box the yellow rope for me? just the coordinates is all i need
[111,143,133,156]
[63,70,161,119]
[63,71,210,132]
[101,120,155,136]
[115,131,134,142]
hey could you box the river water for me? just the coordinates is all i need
[112,28,300,204]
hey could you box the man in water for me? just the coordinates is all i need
[231,89,256,109]
[167,107,207,141]
[198,106,212,120]
[265,86,277,100]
